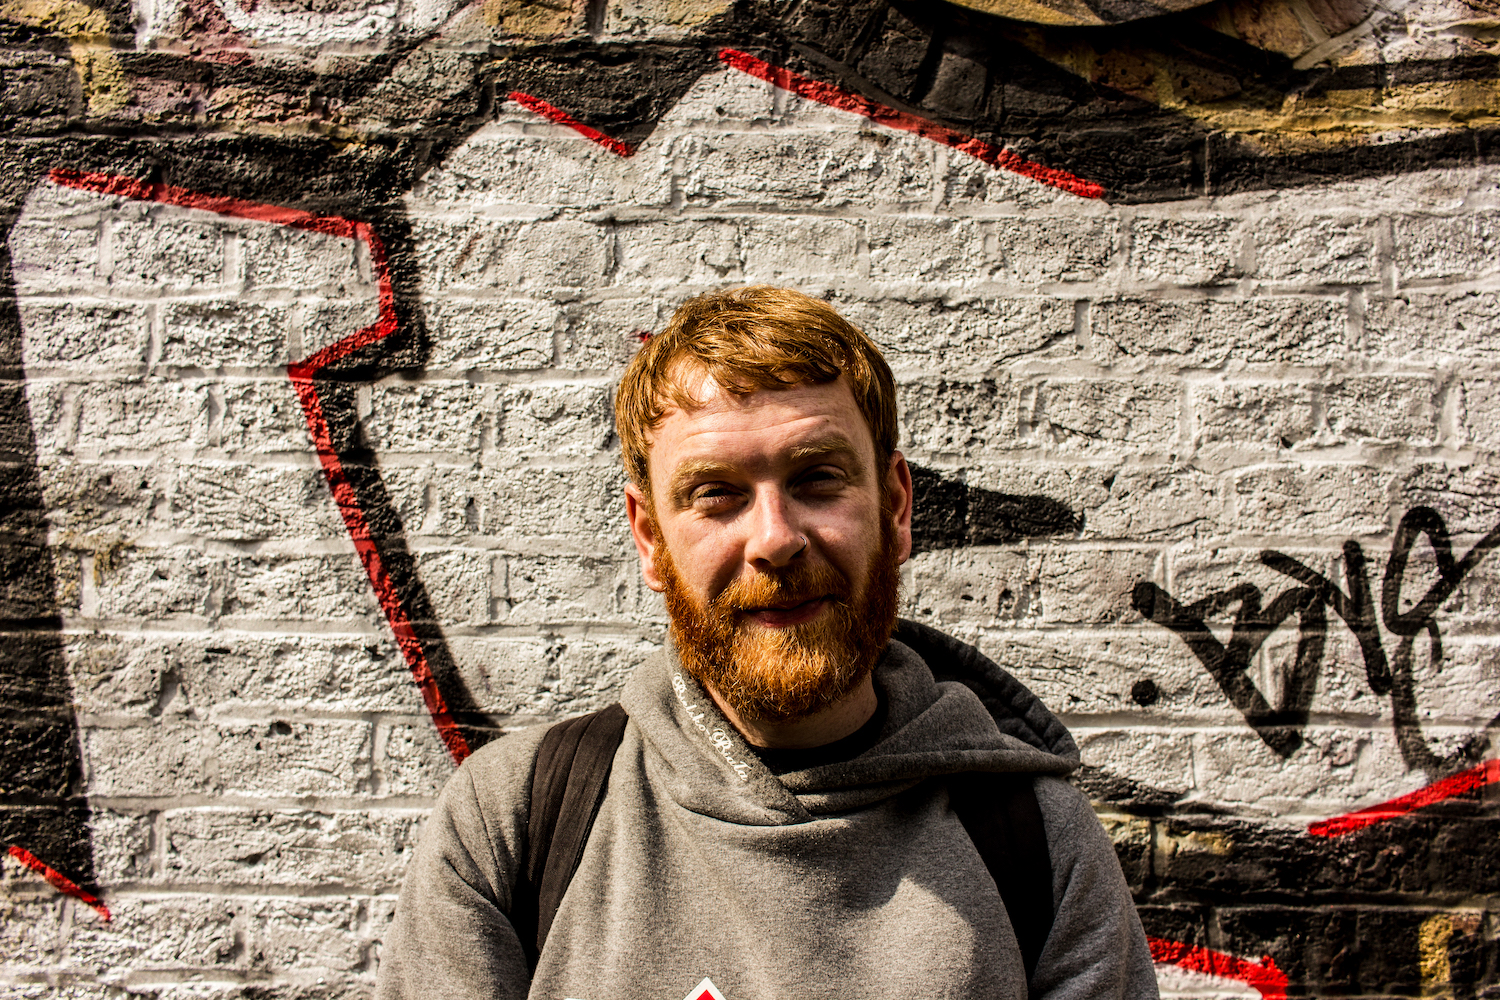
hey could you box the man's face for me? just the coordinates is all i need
[624,374,913,723]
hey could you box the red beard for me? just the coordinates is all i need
[656,513,901,724]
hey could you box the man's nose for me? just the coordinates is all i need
[743,490,806,569]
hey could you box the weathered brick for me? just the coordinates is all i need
[1232,464,1394,536]
[0,897,60,969]
[1323,375,1441,444]
[1033,547,1155,624]
[240,225,365,296]
[159,300,290,368]
[1131,216,1243,285]
[9,219,101,294]
[496,383,612,456]
[448,631,654,719]
[73,379,207,453]
[1363,288,1500,361]
[1459,378,1500,451]
[866,218,987,285]
[1091,297,1346,368]
[1193,381,1315,451]
[413,218,608,292]
[86,807,154,884]
[443,633,555,716]
[107,213,226,291]
[246,897,366,971]
[740,217,860,281]
[414,548,494,625]
[1193,726,1416,814]
[17,301,150,368]
[30,459,166,539]
[170,463,345,540]
[1086,466,1229,541]
[899,378,1019,456]
[834,296,1076,376]
[378,722,453,797]
[1395,463,1500,535]
[90,546,218,620]
[1073,729,1196,798]
[1393,210,1500,281]
[672,131,935,209]
[365,380,485,454]
[63,895,239,973]
[422,298,557,372]
[301,297,383,360]
[85,718,371,797]
[420,464,627,543]
[499,553,643,625]
[612,219,741,285]
[992,216,1117,283]
[221,552,380,623]
[218,379,310,454]
[417,131,670,210]
[159,809,420,890]
[1256,215,1376,283]
[1027,380,1179,452]
[906,547,1034,629]
[939,153,1077,211]
[558,297,654,371]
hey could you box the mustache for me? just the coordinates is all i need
[710,562,851,614]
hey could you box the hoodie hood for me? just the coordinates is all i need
[618,619,1080,825]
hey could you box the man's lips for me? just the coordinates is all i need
[740,597,831,628]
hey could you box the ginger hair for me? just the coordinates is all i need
[614,286,898,489]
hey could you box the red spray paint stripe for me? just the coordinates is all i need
[1149,936,1288,1000]
[49,169,471,765]
[1308,758,1500,837]
[717,49,1105,200]
[509,92,637,157]
[7,845,111,921]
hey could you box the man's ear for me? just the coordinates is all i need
[886,451,915,565]
[625,482,666,592]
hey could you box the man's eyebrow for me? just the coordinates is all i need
[785,434,864,468]
[665,458,737,508]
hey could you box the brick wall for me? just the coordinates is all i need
[3,1,1499,997]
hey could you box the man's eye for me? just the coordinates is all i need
[690,485,740,508]
[798,469,846,493]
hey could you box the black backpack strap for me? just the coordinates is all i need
[951,772,1054,995]
[514,702,629,969]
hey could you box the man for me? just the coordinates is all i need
[377,286,1158,1000]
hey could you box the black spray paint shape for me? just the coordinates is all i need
[1134,505,1500,773]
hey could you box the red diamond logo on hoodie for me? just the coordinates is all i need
[684,977,725,1000]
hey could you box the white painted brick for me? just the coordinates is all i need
[62,896,239,973]
[219,379,310,454]
[9,218,101,294]
[222,553,380,623]
[1256,215,1376,284]
[899,378,1018,457]
[422,298,557,371]
[992,217,1117,283]
[1458,378,1500,451]
[558,297,654,371]
[0,898,59,970]
[1363,289,1500,361]
[86,808,154,884]
[416,129,670,210]
[413,548,493,625]
[834,295,1076,376]
[159,300,290,369]
[1232,464,1394,536]
[36,459,166,538]
[496,383,613,456]
[612,219,741,285]
[1167,545,1339,613]
[170,463,345,540]
[246,897,366,971]
[159,809,419,890]
[671,131,936,208]
[378,722,453,797]
[301,297,383,359]
[939,153,1079,210]
[73,379,208,453]
[1027,380,1179,452]
[866,218,987,284]
[90,546,218,620]
[106,214,226,292]
[1393,210,1500,281]
[1131,217,1243,285]
[499,553,647,625]
[414,218,608,292]
[18,301,150,368]
[1034,547,1155,624]
[1074,729,1197,795]
[241,226,365,296]
[1323,375,1441,445]
[906,548,1034,628]
[444,633,555,715]
[1091,297,1346,368]
[365,381,485,454]
[1192,381,1315,452]
[1396,464,1500,535]
[85,718,372,797]
[739,217,860,282]
[1086,467,1229,541]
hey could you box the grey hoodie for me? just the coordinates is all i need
[377,626,1159,1000]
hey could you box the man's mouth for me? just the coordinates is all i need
[740,597,831,628]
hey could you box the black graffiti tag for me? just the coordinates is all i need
[1133,506,1500,770]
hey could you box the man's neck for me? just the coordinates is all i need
[702,674,879,749]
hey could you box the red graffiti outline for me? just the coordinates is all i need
[1149,936,1289,1000]
[717,48,1106,200]
[510,92,637,157]
[1308,758,1500,837]
[7,845,111,920]
[46,168,472,766]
